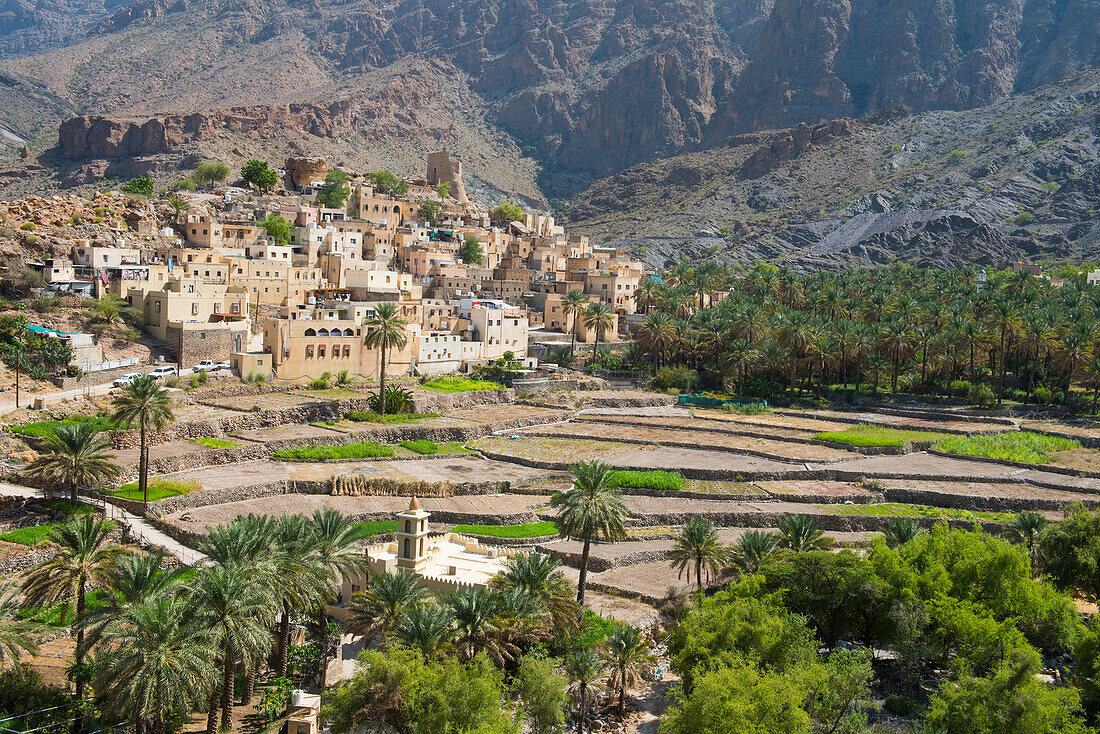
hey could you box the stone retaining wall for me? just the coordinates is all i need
[925,448,1100,479]
[618,508,1007,533]
[882,487,1100,513]
[536,544,670,573]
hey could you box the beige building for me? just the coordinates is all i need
[129,280,249,341]
[262,313,415,383]
[183,209,261,249]
[227,256,325,306]
[458,298,528,359]
[71,243,140,269]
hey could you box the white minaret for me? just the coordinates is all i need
[395,497,430,574]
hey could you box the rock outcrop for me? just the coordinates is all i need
[285,156,329,189]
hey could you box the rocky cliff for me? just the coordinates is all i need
[0,0,1097,199]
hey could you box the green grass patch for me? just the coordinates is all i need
[17,590,112,627]
[110,478,201,502]
[11,414,131,440]
[187,437,239,449]
[820,502,1015,524]
[272,441,396,461]
[301,388,365,400]
[421,377,503,393]
[934,431,1080,464]
[399,440,474,455]
[608,470,684,491]
[344,411,440,424]
[451,521,559,538]
[351,520,399,538]
[39,499,98,516]
[0,524,55,546]
[814,424,955,447]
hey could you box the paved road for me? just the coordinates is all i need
[0,366,212,415]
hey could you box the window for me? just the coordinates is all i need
[404,520,411,533]
[306,345,314,358]
[343,345,351,358]
[403,538,411,558]
[192,303,199,315]
[318,345,326,358]
[332,344,339,356]
[154,302,161,313]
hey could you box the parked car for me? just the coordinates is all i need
[112,372,143,387]
[192,360,230,372]
[149,366,178,380]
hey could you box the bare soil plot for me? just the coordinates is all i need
[114,439,216,466]
[611,446,797,474]
[232,422,343,443]
[202,392,325,412]
[476,436,642,463]
[874,478,1099,503]
[1051,448,1100,473]
[446,403,562,423]
[582,414,817,441]
[20,636,75,687]
[692,409,848,432]
[792,409,1008,434]
[1021,420,1100,441]
[525,421,854,461]
[683,479,766,495]
[756,480,876,499]
[165,492,552,534]
[622,495,821,517]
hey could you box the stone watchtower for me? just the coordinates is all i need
[395,497,431,574]
[426,150,470,204]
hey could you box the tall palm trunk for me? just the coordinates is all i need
[276,606,291,678]
[242,660,256,705]
[378,347,388,416]
[135,716,144,734]
[695,556,703,593]
[618,671,627,717]
[220,639,234,730]
[74,582,87,697]
[205,684,219,734]
[789,355,798,398]
[576,535,592,606]
[570,314,578,357]
[139,416,149,515]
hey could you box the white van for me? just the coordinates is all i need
[149,366,178,380]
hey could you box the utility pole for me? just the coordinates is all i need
[13,352,19,409]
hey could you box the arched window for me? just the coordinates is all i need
[318,328,329,337]
[403,538,411,558]
[404,520,411,534]
[304,328,316,336]
[343,328,355,336]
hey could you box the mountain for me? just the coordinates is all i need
[561,70,1100,270]
[0,0,1097,202]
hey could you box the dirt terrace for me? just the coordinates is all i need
[690,409,848,432]
[521,421,855,462]
[790,408,1011,434]
[874,479,1099,503]
[756,480,876,498]
[580,414,822,441]
[165,492,552,534]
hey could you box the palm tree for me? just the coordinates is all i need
[0,582,41,662]
[634,276,658,315]
[272,515,328,678]
[363,302,409,416]
[346,571,426,647]
[583,301,615,358]
[1011,511,1046,564]
[312,508,371,581]
[112,376,175,514]
[562,289,588,357]
[668,518,728,593]
[82,549,186,650]
[166,196,191,227]
[878,318,914,393]
[447,587,513,665]
[637,312,677,375]
[777,515,829,552]
[189,564,276,731]
[776,310,815,397]
[394,603,454,658]
[490,552,578,631]
[729,530,781,574]
[25,422,120,503]
[602,624,654,717]
[21,516,124,701]
[97,597,217,734]
[553,461,629,606]
[566,648,606,734]
[882,517,924,548]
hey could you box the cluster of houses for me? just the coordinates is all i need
[33,151,649,382]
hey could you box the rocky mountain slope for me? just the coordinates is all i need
[561,71,1100,270]
[0,0,1097,201]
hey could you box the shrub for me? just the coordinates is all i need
[337,369,351,385]
[272,441,396,461]
[369,385,414,413]
[608,470,684,491]
[195,369,209,385]
[20,222,34,231]
[30,295,61,313]
[654,365,699,392]
[968,382,996,408]
[1013,211,1035,225]
[309,378,330,390]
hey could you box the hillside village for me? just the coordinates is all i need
[1,151,647,388]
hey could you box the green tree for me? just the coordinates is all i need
[515,654,569,734]
[565,648,605,734]
[419,199,441,226]
[553,460,629,605]
[258,213,291,244]
[241,159,278,193]
[490,552,578,633]
[393,603,454,658]
[777,515,828,552]
[459,235,484,266]
[363,302,409,416]
[0,582,40,662]
[435,182,451,199]
[111,376,175,514]
[368,170,407,195]
[882,517,924,548]
[661,665,810,734]
[25,422,121,503]
[166,196,190,224]
[583,300,615,357]
[602,624,654,716]
[1011,511,1046,563]
[122,176,155,198]
[1039,505,1100,601]
[271,515,329,678]
[22,517,124,701]
[491,201,523,223]
[317,170,351,209]
[191,161,230,189]
[668,518,728,592]
[96,597,218,734]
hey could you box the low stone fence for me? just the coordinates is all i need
[619,508,1008,533]
[881,486,1100,513]
[925,448,1100,479]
